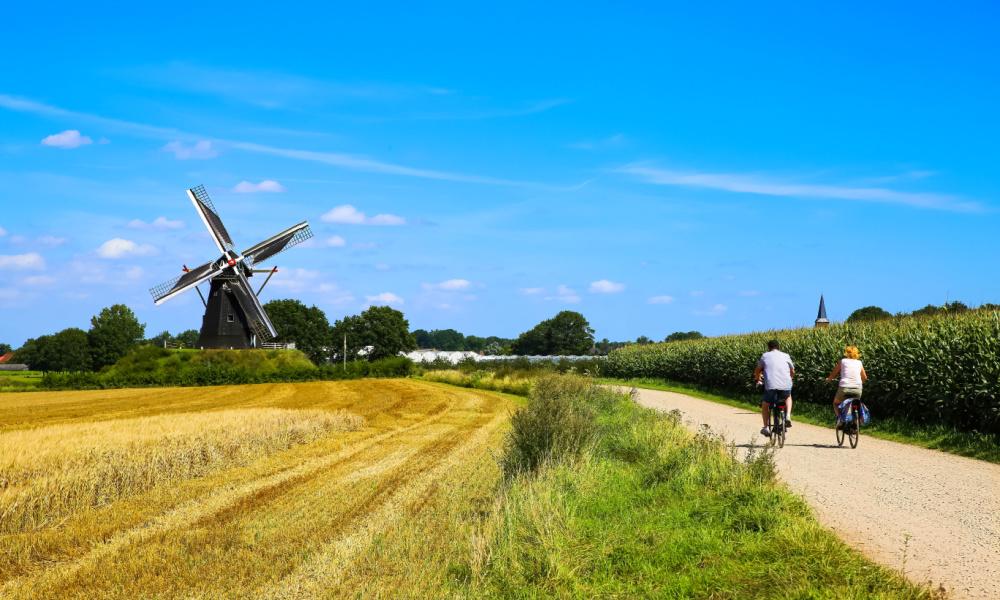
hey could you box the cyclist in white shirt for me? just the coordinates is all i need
[825,345,869,421]
[753,339,795,437]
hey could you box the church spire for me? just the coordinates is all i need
[815,295,830,328]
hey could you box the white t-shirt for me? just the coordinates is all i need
[839,358,864,388]
[758,350,794,391]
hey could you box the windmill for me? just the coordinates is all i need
[149,185,313,349]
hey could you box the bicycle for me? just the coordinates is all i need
[836,394,862,449]
[767,399,787,448]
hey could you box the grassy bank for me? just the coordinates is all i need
[0,371,42,391]
[611,377,1000,464]
[467,376,932,598]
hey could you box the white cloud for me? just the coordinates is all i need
[36,235,67,246]
[320,204,406,226]
[0,226,6,236]
[128,216,184,230]
[520,287,544,295]
[22,275,55,286]
[125,266,144,280]
[365,292,404,306]
[267,268,321,292]
[695,303,728,316]
[163,140,218,160]
[96,238,157,259]
[233,179,285,193]
[325,235,347,247]
[648,295,675,304]
[545,284,581,304]
[41,129,92,149]
[368,213,406,225]
[0,252,45,270]
[424,278,471,291]
[619,164,979,212]
[589,279,625,294]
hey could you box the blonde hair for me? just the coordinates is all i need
[843,346,861,359]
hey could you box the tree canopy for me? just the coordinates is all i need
[0,343,11,355]
[263,299,333,364]
[331,306,416,361]
[511,311,595,355]
[88,304,145,369]
[664,331,704,343]
[15,328,92,371]
[846,306,893,323]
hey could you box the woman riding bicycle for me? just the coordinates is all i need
[825,345,868,422]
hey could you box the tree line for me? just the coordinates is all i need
[846,301,999,323]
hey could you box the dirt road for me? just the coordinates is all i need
[632,386,1000,600]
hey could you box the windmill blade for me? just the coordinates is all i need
[187,185,235,254]
[241,222,313,267]
[149,260,222,305]
[228,269,278,341]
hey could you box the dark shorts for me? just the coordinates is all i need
[762,389,791,405]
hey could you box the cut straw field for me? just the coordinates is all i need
[0,380,516,599]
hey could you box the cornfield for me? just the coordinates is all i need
[605,311,1000,434]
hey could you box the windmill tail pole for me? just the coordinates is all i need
[256,267,279,296]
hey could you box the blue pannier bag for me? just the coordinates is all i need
[860,403,871,425]
[840,399,855,423]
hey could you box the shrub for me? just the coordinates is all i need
[500,375,619,478]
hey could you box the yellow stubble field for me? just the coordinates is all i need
[0,379,515,599]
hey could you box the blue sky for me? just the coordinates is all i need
[2,2,999,346]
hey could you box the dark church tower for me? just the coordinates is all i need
[815,295,830,328]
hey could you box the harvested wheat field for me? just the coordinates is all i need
[0,380,515,599]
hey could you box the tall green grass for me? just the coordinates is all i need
[469,376,935,598]
[606,311,1000,435]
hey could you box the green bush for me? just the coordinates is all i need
[501,375,619,478]
[605,310,1000,434]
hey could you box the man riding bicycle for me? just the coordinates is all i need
[753,339,795,437]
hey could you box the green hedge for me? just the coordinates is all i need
[38,347,413,390]
[605,311,1000,434]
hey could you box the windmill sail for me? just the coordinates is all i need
[188,185,234,253]
[242,222,313,267]
[228,269,278,340]
[149,260,222,305]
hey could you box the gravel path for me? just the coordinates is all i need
[631,386,1000,600]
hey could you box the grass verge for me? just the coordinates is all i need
[469,376,934,598]
[606,377,1000,464]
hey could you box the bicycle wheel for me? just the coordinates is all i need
[767,408,778,447]
[848,406,860,449]
[776,409,786,448]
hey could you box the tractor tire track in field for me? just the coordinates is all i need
[631,386,1000,600]
[1,382,511,599]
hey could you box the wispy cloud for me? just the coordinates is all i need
[163,140,218,160]
[0,226,6,237]
[127,216,184,230]
[545,284,581,304]
[0,94,566,188]
[423,279,471,291]
[233,179,285,193]
[96,238,157,259]
[22,274,55,286]
[321,204,405,226]
[619,164,980,212]
[589,279,625,294]
[0,253,45,270]
[520,287,544,296]
[365,292,404,306]
[325,235,346,247]
[409,98,571,121]
[694,303,728,316]
[41,129,92,149]
[37,235,68,247]
[738,290,761,297]
[648,295,674,304]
